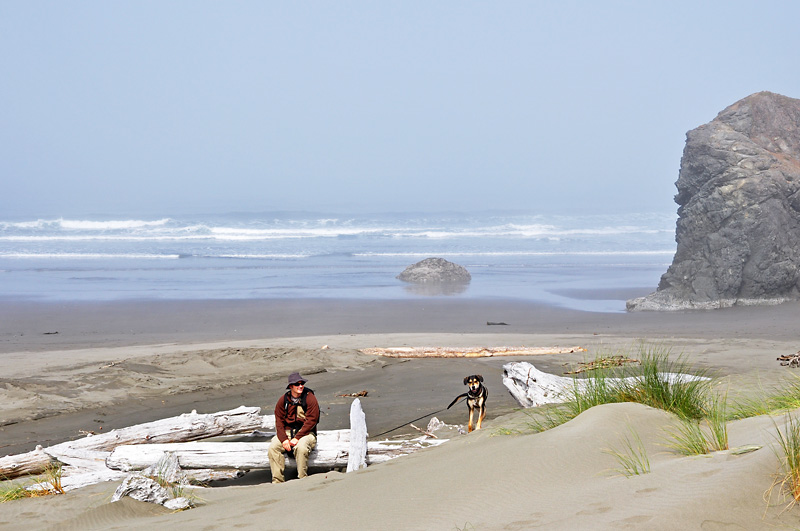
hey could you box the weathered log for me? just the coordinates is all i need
[50,406,275,454]
[0,406,275,480]
[105,434,445,472]
[502,361,710,408]
[0,446,57,480]
[360,346,585,358]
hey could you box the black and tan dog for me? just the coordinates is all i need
[447,375,488,432]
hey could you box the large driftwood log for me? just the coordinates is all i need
[361,346,585,358]
[502,361,710,408]
[0,406,275,481]
[0,446,58,480]
[50,406,275,454]
[105,432,444,472]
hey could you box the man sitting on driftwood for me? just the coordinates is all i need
[268,372,320,483]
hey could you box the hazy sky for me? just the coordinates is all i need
[2,1,798,218]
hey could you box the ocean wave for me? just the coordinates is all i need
[0,218,173,231]
[354,250,676,257]
[0,252,180,259]
[217,254,310,259]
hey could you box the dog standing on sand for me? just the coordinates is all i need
[447,375,488,432]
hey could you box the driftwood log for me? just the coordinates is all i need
[107,400,444,474]
[0,406,275,481]
[5,401,447,493]
[502,361,711,408]
[0,446,59,480]
[360,346,586,358]
[105,434,440,472]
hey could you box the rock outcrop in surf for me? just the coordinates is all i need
[397,257,471,283]
[628,91,800,311]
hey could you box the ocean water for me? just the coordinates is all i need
[0,211,677,312]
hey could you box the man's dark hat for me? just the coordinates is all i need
[286,372,308,389]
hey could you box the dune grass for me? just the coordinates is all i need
[605,426,651,476]
[0,464,65,502]
[526,346,714,433]
[731,374,800,420]
[768,413,800,506]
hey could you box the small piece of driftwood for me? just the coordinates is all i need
[360,346,586,358]
[409,424,438,438]
[777,352,800,368]
[563,356,640,375]
[338,390,368,397]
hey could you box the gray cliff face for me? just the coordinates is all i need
[396,257,471,283]
[628,91,800,311]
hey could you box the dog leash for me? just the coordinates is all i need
[370,406,450,439]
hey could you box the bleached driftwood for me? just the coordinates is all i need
[51,406,275,453]
[347,398,367,472]
[1,406,274,481]
[502,361,711,408]
[105,432,445,472]
[6,403,446,493]
[361,346,585,358]
[0,446,58,480]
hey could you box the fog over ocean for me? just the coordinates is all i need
[0,211,677,312]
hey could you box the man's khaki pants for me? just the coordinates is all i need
[267,431,317,483]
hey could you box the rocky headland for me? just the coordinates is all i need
[628,91,800,311]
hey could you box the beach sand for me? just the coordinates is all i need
[2,297,800,529]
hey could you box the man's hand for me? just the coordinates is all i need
[290,437,299,447]
[282,439,292,452]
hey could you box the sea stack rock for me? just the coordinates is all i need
[397,257,471,283]
[628,91,800,311]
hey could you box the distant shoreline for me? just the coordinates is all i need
[2,296,799,354]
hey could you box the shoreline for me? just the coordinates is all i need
[2,296,800,355]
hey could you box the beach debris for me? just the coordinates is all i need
[728,445,762,455]
[338,390,369,397]
[777,352,800,367]
[563,356,640,375]
[487,322,509,326]
[360,346,586,358]
[112,452,194,510]
[321,344,329,350]
[502,361,711,408]
[409,424,438,439]
[112,476,192,510]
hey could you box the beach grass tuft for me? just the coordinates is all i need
[769,413,800,506]
[665,419,713,456]
[0,463,65,502]
[703,389,729,451]
[605,426,651,476]
[732,374,800,420]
